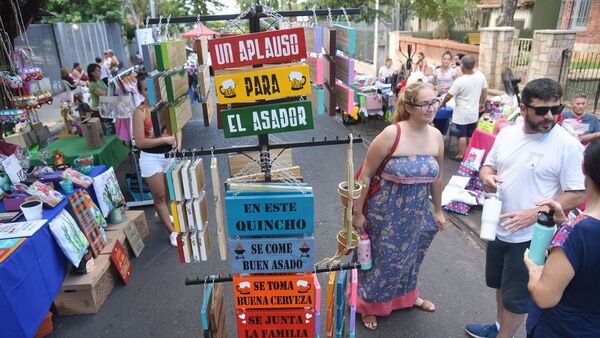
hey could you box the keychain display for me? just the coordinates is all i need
[18,67,43,81]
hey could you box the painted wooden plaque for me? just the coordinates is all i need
[215,64,311,104]
[201,282,214,332]
[124,222,144,258]
[167,95,192,134]
[154,40,186,71]
[201,87,214,127]
[193,37,210,65]
[322,55,336,88]
[236,308,315,338]
[335,53,355,85]
[225,191,314,237]
[323,27,337,56]
[210,157,227,261]
[314,274,322,338]
[326,271,336,337]
[333,24,356,56]
[233,273,315,309]
[229,236,314,273]
[164,68,189,103]
[310,84,324,116]
[335,81,354,114]
[208,28,307,70]
[221,100,313,138]
[304,26,323,54]
[335,270,348,332]
[307,55,323,85]
[323,83,336,116]
[110,240,132,285]
[142,43,157,72]
[197,64,211,98]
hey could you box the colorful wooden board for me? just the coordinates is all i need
[110,240,132,285]
[335,270,348,332]
[323,27,337,56]
[197,64,211,98]
[323,83,336,116]
[304,26,323,54]
[193,37,210,65]
[326,271,336,338]
[208,28,307,70]
[201,87,214,127]
[221,100,314,138]
[307,55,323,85]
[124,222,144,258]
[335,53,355,85]
[229,236,315,273]
[335,81,354,114]
[233,274,315,309]
[150,102,169,137]
[310,84,324,116]
[163,68,189,103]
[214,64,311,104]
[141,43,158,72]
[167,95,192,134]
[322,55,336,88]
[146,71,166,106]
[236,308,315,338]
[154,40,187,71]
[314,274,322,338]
[210,157,227,261]
[333,24,356,56]
[225,190,314,237]
[201,282,214,331]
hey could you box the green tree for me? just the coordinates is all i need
[43,0,125,23]
[411,0,477,39]
[299,0,393,23]
[496,0,518,26]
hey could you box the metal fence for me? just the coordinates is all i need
[559,49,600,113]
[508,38,533,82]
[13,22,127,94]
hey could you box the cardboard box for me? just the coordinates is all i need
[99,229,132,257]
[53,255,116,315]
[3,130,37,148]
[81,118,104,149]
[105,210,150,240]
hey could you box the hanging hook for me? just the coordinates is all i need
[311,7,318,27]
[327,8,333,27]
[341,7,351,26]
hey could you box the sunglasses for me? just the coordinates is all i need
[525,104,564,116]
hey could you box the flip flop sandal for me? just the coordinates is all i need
[361,314,378,330]
[413,297,436,312]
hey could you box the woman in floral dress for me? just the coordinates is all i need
[353,82,447,330]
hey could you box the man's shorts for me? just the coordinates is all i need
[451,122,477,138]
[485,238,531,314]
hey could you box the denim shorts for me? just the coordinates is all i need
[485,238,531,314]
[451,122,477,138]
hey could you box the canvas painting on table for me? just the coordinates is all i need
[92,167,125,217]
[49,209,89,266]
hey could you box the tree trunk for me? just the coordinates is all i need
[496,0,518,27]
[433,0,450,39]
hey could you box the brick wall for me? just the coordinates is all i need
[575,0,600,45]
[560,0,575,29]
[388,33,479,69]
[480,0,530,5]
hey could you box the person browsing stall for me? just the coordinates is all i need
[132,71,182,247]
[86,63,107,109]
[524,139,600,338]
[378,58,396,79]
[561,93,600,144]
[440,55,488,161]
[465,78,585,338]
[353,82,447,330]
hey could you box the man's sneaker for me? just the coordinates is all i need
[465,323,498,338]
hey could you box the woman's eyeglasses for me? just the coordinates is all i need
[411,99,440,111]
[525,104,564,116]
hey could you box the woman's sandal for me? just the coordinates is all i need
[413,297,436,312]
[361,314,378,330]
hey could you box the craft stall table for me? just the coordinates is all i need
[29,135,129,169]
[0,165,107,338]
[463,128,496,163]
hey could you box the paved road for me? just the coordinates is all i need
[50,102,525,337]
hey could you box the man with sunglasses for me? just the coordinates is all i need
[466,78,585,338]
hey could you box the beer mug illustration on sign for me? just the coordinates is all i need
[236,281,251,294]
[289,71,306,90]
[296,279,312,293]
[219,79,236,98]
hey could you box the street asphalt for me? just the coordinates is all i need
[48,96,526,337]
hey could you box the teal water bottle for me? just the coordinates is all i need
[528,210,556,265]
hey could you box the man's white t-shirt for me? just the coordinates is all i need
[378,65,395,78]
[448,71,488,125]
[484,123,585,243]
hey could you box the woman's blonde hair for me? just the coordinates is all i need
[392,82,434,123]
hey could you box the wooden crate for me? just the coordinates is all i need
[99,230,132,257]
[105,210,149,240]
[53,255,116,315]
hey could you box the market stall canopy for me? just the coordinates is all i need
[181,23,217,39]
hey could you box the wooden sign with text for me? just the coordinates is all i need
[335,53,355,85]
[221,100,313,138]
[225,190,314,237]
[215,64,311,104]
[236,308,315,338]
[233,274,315,309]
[229,236,315,273]
[208,28,307,70]
[110,240,132,285]
[333,24,356,56]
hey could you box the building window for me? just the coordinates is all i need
[570,0,591,29]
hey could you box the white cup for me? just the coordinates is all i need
[20,200,44,221]
[480,197,502,241]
